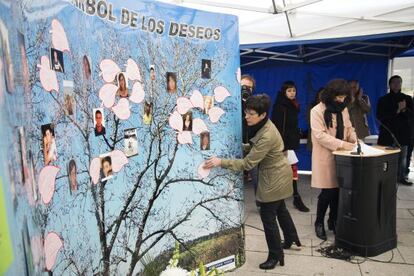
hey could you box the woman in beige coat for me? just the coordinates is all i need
[310,79,357,240]
[205,94,300,270]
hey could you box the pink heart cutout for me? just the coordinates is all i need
[178,131,193,144]
[37,56,59,92]
[169,111,183,131]
[192,118,208,135]
[190,90,204,109]
[214,86,231,103]
[112,98,131,120]
[99,83,118,108]
[51,19,70,52]
[129,82,145,104]
[38,166,60,204]
[44,232,63,271]
[100,59,121,83]
[90,157,101,185]
[125,58,141,82]
[176,97,193,115]
[208,107,225,123]
[198,162,211,179]
[109,150,128,173]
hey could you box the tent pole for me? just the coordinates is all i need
[388,58,394,80]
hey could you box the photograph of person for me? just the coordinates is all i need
[200,131,210,150]
[63,80,75,117]
[124,128,138,157]
[41,124,57,166]
[18,31,30,93]
[68,159,77,194]
[182,111,193,131]
[93,108,106,136]
[201,59,211,79]
[203,96,214,114]
[100,155,113,181]
[83,55,91,81]
[150,65,155,81]
[143,101,153,125]
[116,72,129,98]
[166,72,177,93]
[18,127,29,184]
[1,29,15,93]
[50,48,64,73]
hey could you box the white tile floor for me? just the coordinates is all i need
[227,172,414,276]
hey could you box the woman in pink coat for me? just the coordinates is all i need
[310,79,357,240]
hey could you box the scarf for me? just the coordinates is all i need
[324,99,347,140]
[248,118,268,140]
[290,98,300,111]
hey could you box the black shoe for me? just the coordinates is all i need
[315,223,327,241]
[259,256,284,270]
[293,195,310,212]
[282,239,302,249]
[399,179,413,186]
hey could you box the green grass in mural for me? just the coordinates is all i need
[142,227,245,275]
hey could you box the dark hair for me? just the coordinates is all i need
[102,156,112,166]
[118,73,125,82]
[311,87,324,107]
[68,159,76,171]
[245,94,271,115]
[388,75,402,85]
[241,74,256,90]
[320,79,351,104]
[95,110,102,116]
[280,81,296,96]
[41,124,54,137]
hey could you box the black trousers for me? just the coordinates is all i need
[259,199,299,259]
[315,188,339,225]
[406,143,413,177]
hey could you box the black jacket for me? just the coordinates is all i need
[271,93,300,150]
[376,91,414,146]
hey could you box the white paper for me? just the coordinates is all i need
[287,150,298,165]
[352,142,385,156]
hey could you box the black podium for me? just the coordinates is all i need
[333,147,400,257]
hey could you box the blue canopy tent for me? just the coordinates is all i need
[158,0,414,170]
[241,30,414,170]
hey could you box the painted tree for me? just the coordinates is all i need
[11,2,243,275]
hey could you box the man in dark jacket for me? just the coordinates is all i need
[377,75,414,185]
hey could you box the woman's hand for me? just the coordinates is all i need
[341,141,355,151]
[203,156,222,169]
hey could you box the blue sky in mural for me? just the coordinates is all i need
[0,0,243,274]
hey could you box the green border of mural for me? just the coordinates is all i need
[0,177,13,274]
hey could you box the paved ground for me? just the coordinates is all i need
[227,172,414,276]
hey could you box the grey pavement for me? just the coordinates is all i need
[227,171,414,276]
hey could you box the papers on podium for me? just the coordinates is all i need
[352,142,385,156]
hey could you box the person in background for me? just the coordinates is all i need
[347,80,371,139]
[241,75,258,190]
[307,88,324,151]
[311,79,357,240]
[204,94,301,270]
[377,75,414,186]
[271,81,309,212]
[408,95,414,180]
